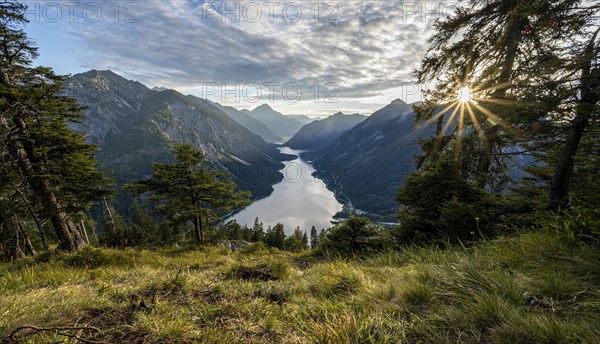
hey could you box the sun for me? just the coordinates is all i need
[457,86,473,103]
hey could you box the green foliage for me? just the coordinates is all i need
[396,146,508,244]
[0,2,111,253]
[62,246,110,268]
[128,143,250,243]
[284,227,309,252]
[264,223,286,249]
[319,217,389,257]
[310,226,319,248]
[400,0,600,246]
[228,258,291,281]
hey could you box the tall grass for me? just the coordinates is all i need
[0,230,598,343]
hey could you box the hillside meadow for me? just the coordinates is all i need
[1,228,599,344]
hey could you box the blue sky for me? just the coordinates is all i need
[25,1,453,116]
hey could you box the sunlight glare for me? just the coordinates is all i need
[457,87,472,103]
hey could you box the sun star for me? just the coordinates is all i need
[457,86,473,103]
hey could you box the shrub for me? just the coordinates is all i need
[319,217,389,257]
[240,242,268,254]
[228,259,290,281]
[63,246,111,268]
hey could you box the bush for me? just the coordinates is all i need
[319,217,389,257]
[228,258,291,281]
[239,242,268,254]
[63,246,111,268]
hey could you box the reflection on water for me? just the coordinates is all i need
[227,147,343,234]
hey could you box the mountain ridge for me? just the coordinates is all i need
[285,112,367,151]
[247,104,305,138]
[313,100,435,220]
[64,70,292,213]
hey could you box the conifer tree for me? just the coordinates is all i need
[1,1,111,252]
[403,0,600,240]
[414,0,599,193]
[128,143,250,243]
[310,225,318,248]
[251,217,265,242]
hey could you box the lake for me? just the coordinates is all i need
[226,147,343,234]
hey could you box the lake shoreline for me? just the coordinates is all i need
[224,147,344,234]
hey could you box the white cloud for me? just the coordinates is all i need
[36,0,449,114]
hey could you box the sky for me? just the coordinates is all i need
[25,1,456,116]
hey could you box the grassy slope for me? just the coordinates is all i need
[1,231,599,343]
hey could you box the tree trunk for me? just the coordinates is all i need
[103,197,116,233]
[11,117,85,251]
[548,29,600,210]
[548,116,590,210]
[79,219,90,244]
[193,214,203,243]
[477,14,528,188]
[15,188,48,251]
[19,226,36,256]
[13,220,25,260]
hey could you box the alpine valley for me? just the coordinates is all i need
[65,70,437,222]
[64,70,295,213]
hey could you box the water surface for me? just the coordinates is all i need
[227,147,343,234]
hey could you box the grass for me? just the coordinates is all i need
[0,232,599,343]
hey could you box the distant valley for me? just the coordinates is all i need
[65,70,436,222]
[64,70,294,213]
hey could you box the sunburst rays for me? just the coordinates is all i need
[422,84,512,163]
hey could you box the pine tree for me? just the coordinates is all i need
[284,226,307,252]
[302,232,309,249]
[403,0,600,239]
[415,0,598,190]
[320,217,385,256]
[265,223,285,249]
[1,1,111,252]
[310,225,318,248]
[127,143,250,243]
[251,217,264,243]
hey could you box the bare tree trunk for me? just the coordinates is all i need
[79,219,90,244]
[13,220,25,260]
[15,188,48,251]
[91,222,98,242]
[19,226,36,256]
[102,197,116,233]
[548,29,600,210]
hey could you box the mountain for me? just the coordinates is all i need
[65,70,291,212]
[288,114,317,125]
[247,104,304,138]
[285,112,367,150]
[192,98,282,143]
[313,99,436,220]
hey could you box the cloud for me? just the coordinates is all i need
[41,0,445,111]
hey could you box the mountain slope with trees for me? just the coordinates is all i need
[313,99,435,219]
[285,112,367,150]
[65,71,291,212]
